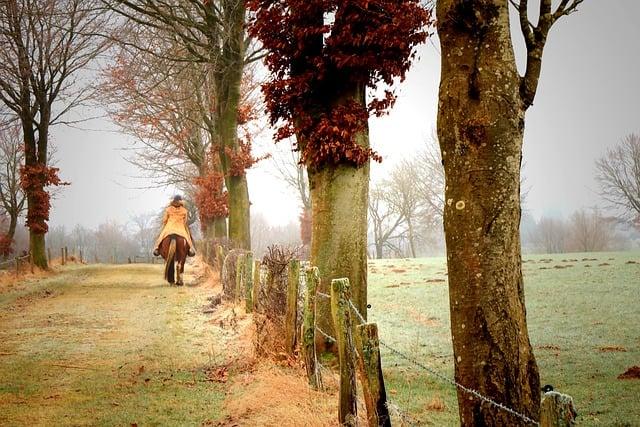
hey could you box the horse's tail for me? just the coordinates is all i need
[164,236,177,283]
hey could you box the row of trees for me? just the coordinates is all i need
[525,209,635,254]
[0,0,267,267]
[4,0,638,423]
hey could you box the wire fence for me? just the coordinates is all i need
[316,289,540,426]
[0,254,30,270]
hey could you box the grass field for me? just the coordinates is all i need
[368,251,640,426]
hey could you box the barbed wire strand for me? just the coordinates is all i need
[0,254,30,269]
[345,299,539,426]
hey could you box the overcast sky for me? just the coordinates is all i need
[48,0,640,230]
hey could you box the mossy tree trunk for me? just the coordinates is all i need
[437,0,540,424]
[214,0,250,250]
[310,84,369,348]
[23,120,49,270]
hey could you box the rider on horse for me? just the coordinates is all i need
[153,195,196,257]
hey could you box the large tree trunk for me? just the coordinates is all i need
[213,217,228,239]
[310,84,369,349]
[407,218,417,258]
[7,214,17,245]
[216,0,250,250]
[203,217,227,240]
[22,123,48,269]
[227,175,250,248]
[437,0,540,424]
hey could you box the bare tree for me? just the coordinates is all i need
[0,121,26,248]
[384,159,425,258]
[270,144,310,211]
[595,133,640,225]
[129,212,156,256]
[416,135,445,225]
[567,208,615,252]
[368,183,406,259]
[0,0,111,268]
[104,0,263,249]
[528,216,567,253]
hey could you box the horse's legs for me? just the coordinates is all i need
[176,261,183,286]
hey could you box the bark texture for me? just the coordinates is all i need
[437,0,540,424]
[310,87,369,346]
[215,0,251,250]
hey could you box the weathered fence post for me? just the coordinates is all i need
[47,248,51,265]
[64,247,68,263]
[252,260,260,311]
[331,278,358,426]
[540,391,577,427]
[355,323,391,427]
[302,267,323,390]
[235,253,246,305]
[285,259,301,356]
[61,248,65,266]
[79,250,83,264]
[244,252,254,312]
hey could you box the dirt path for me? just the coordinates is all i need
[0,262,242,426]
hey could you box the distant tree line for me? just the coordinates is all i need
[523,208,636,254]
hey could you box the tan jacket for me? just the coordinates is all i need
[155,202,194,248]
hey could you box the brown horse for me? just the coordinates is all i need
[158,234,188,286]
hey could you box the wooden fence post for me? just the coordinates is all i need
[61,248,65,266]
[47,248,51,265]
[252,260,260,312]
[303,267,323,390]
[79,250,83,263]
[64,247,68,263]
[235,253,245,305]
[355,323,391,427]
[331,278,358,426]
[244,252,254,312]
[285,259,301,356]
[540,391,577,427]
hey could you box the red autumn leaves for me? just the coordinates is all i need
[248,0,431,169]
[20,164,69,234]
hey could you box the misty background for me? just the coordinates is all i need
[6,0,640,259]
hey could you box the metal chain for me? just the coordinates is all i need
[345,296,538,426]
[318,288,538,425]
[0,254,30,268]
[386,399,418,427]
[315,326,336,343]
[378,341,539,426]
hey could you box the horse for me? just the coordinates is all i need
[158,234,188,286]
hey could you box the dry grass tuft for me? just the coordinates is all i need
[425,395,446,412]
[222,363,339,426]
